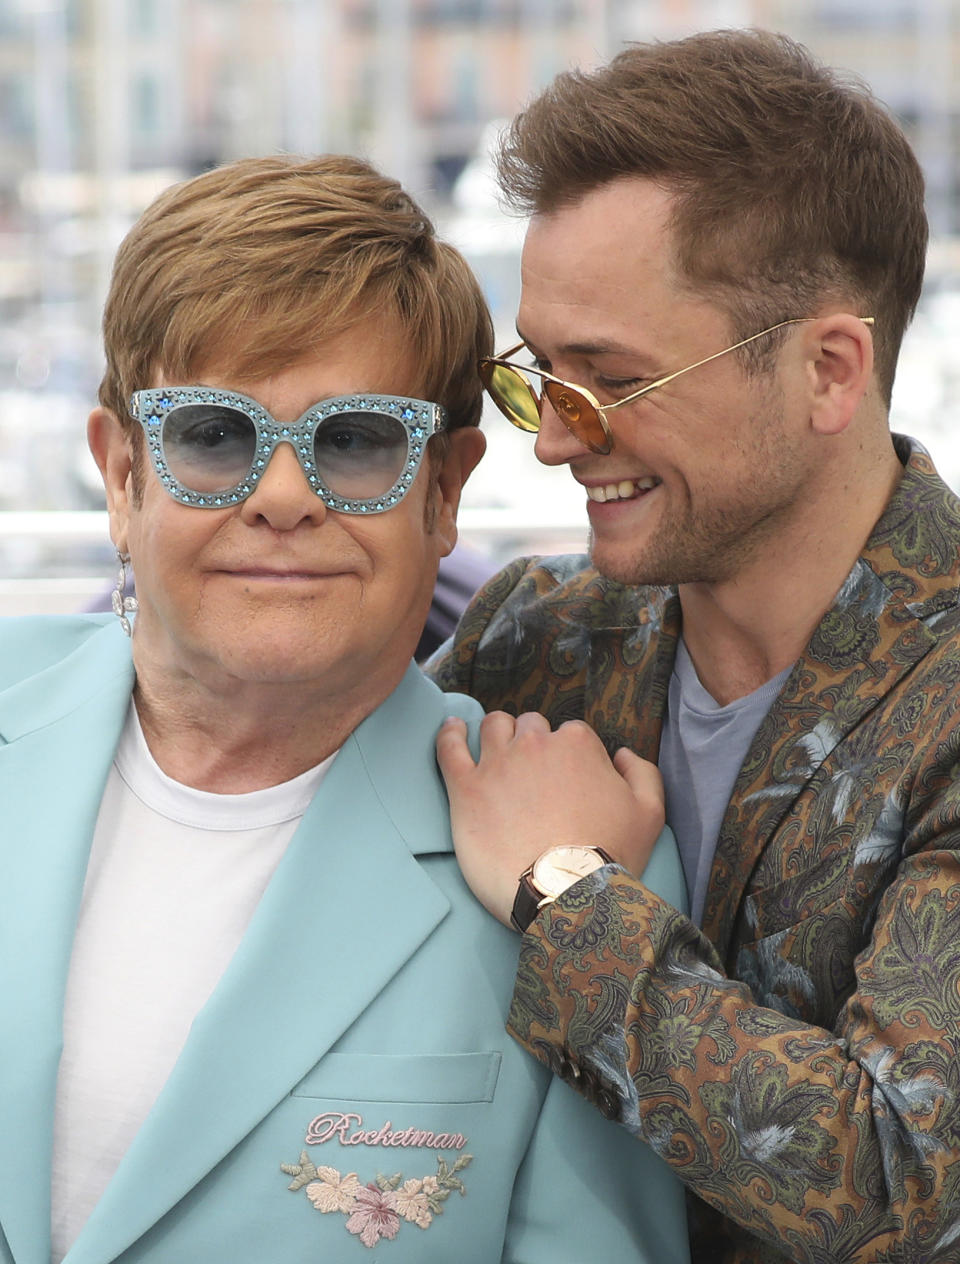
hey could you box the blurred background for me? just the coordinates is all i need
[2,0,960,613]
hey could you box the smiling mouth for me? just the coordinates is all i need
[585,476,660,504]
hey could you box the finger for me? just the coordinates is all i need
[613,746,665,801]
[478,709,518,748]
[513,711,553,736]
[436,716,477,781]
[556,717,612,757]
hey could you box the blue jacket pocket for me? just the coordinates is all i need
[290,1051,502,1103]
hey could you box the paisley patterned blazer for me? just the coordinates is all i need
[429,436,960,1264]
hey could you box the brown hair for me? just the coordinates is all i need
[99,154,492,433]
[498,29,926,403]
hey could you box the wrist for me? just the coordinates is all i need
[510,844,613,933]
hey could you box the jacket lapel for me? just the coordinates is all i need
[64,666,459,1264]
[0,622,133,1264]
[702,440,960,956]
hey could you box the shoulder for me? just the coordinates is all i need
[867,436,960,605]
[458,552,615,620]
[0,614,113,692]
[426,554,672,717]
[441,551,667,644]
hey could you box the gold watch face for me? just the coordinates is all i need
[531,846,606,899]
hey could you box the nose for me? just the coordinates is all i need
[533,393,595,467]
[238,441,328,531]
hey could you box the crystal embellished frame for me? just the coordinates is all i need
[128,386,449,514]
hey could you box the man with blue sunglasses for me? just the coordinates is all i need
[432,28,960,1264]
[0,155,690,1262]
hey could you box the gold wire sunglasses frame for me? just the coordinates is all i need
[479,316,875,455]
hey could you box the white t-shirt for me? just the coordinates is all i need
[50,702,334,1261]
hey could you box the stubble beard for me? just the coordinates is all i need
[589,414,807,590]
[589,500,783,588]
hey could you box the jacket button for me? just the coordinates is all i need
[597,1087,621,1120]
[546,1048,567,1077]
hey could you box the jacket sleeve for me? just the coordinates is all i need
[508,780,960,1263]
[502,829,691,1264]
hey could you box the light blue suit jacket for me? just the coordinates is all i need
[0,616,689,1264]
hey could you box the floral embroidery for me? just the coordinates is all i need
[346,1185,401,1247]
[304,1166,362,1213]
[392,1178,434,1227]
[281,1150,473,1247]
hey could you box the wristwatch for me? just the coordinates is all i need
[510,845,614,933]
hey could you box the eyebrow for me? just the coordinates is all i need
[515,329,653,361]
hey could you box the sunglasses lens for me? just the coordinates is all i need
[313,411,409,499]
[480,363,541,432]
[542,382,610,453]
[162,404,257,492]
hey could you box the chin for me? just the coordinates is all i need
[589,528,742,589]
[187,627,339,685]
[588,540,664,588]
[206,654,320,687]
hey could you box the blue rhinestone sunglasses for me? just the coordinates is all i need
[128,387,449,514]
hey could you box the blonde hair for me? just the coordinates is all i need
[100,154,492,432]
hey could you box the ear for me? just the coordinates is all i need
[87,407,135,554]
[807,314,875,437]
[429,427,486,557]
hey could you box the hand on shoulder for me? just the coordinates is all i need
[436,711,664,927]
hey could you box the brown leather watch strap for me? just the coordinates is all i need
[510,846,613,933]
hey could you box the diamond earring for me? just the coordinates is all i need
[112,549,138,636]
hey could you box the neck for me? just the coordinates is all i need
[679,436,902,705]
[131,665,404,793]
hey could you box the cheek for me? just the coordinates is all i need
[612,394,693,458]
[127,509,221,600]
[364,522,431,580]
[128,550,191,622]
[366,519,439,603]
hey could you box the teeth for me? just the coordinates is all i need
[586,478,659,503]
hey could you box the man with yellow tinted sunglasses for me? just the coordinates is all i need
[430,28,960,1264]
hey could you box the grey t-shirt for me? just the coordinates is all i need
[659,640,792,926]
